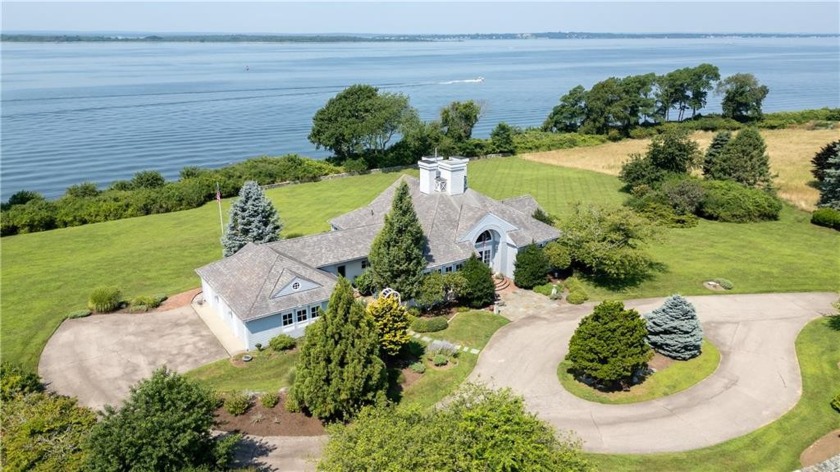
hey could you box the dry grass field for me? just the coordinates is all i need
[521,128,840,211]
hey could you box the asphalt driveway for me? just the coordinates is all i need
[39,306,227,410]
[471,291,837,453]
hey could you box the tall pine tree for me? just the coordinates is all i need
[702,130,731,178]
[222,181,282,257]
[644,295,704,360]
[291,277,386,421]
[818,143,840,210]
[368,179,427,299]
[705,128,773,190]
[811,140,840,183]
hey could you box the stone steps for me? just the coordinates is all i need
[494,277,510,292]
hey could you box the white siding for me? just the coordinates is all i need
[504,243,519,279]
[201,280,249,351]
[244,300,328,349]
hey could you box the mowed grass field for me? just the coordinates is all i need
[521,128,840,211]
[2,157,838,369]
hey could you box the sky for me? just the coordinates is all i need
[2,1,839,35]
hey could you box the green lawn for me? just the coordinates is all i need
[586,316,840,471]
[186,350,299,394]
[432,310,509,350]
[2,157,837,370]
[557,340,721,404]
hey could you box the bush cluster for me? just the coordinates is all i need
[512,129,607,153]
[564,277,589,305]
[66,309,92,319]
[1,362,44,401]
[699,180,782,222]
[811,207,840,230]
[713,278,734,290]
[88,286,122,313]
[223,391,251,416]
[260,392,280,409]
[127,294,167,313]
[409,362,426,374]
[410,316,448,333]
[269,334,297,351]
[1,154,342,236]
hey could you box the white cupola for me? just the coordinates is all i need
[418,156,469,196]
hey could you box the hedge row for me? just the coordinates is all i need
[1,154,342,236]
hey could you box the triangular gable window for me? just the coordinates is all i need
[272,276,320,298]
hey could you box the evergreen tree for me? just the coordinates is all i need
[706,128,773,189]
[513,244,550,289]
[644,295,704,360]
[703,130,732,177]
[818,145,840,210]
[460,254,496,308]
[368,180,427,299]
[365,292,410,357]
[811,140,840,183]
[566,300,652,388]
[222,181,282,257]
[291,277,387,421]
[86,368,238,471]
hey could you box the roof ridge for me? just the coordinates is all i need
[248,251,281,317]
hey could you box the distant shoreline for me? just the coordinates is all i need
[3,32,839,43]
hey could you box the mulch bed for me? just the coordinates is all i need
[214,393,325,437]
[800,429,840,468]
[156,287,201,311]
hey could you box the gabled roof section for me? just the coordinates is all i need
[196,243,336,322]
[267,224,381,269]
[272,274,321,299]
[328,175,560,267]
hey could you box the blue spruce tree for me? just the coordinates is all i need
[644,295,703,360]
[222,181,282,257]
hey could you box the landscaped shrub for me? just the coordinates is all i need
[269,334,297,351]
[88,286,122,313]
[353,269,375,296]
[426,340,458,358]
[224,391,251,416]
[460,254,496,308]
[433,355,448,367]
[543,241,572,272]
[566,290,589,305]
[366,292,411,357]
[128,295,164,313]
[832,391,840,413]
[811,207,840,230]
[713,278,734,290]
[513,244,550,289]
[0,362,44,401]
[66,309,92,319]
[699,180,782,222]
[260,392,280,408]
[644,295,704,360]
[409,362,426,374]
[661,177,706,215]
[411,316,448,333]
[416,272,467,312]
[566,301,653,389]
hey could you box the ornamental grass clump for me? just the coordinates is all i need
[88,286,122,313]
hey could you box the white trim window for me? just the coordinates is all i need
[282,312,293,326]
[297,308,308,323]
[311,306,321,318]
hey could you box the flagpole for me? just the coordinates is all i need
[216,183,225,257]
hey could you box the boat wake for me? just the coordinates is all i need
[440,77,484,85]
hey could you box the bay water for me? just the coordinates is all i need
[2,37,838,199]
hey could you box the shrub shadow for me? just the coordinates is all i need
[827,315,840,331]
[230,434,278,472]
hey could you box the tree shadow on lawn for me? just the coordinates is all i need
[827,315,840,332]
[582,261,669,292]
[384,340,426,403]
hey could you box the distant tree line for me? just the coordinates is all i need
[543,64,773,137]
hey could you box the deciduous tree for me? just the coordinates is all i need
[716,73,769,121]
[309,84,417,161]
[318,383,592,472]
[368,180,426,299]
[490,121,516,154]
[291,278,387,421]
[644,295,704,360]
[566,300,652,388]
[543,85,588,132]
[222,180,282,257]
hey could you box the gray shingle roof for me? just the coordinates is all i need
[195,243,336,322]
[266,224,381,269]
[330,176,560,267]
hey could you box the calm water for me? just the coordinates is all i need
[2,38,838,199]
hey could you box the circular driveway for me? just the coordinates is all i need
[470,291,837,453]
[39,306,227,410]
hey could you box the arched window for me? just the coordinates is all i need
[476,230,493,244]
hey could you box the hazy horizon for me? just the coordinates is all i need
[3,2,839,36]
